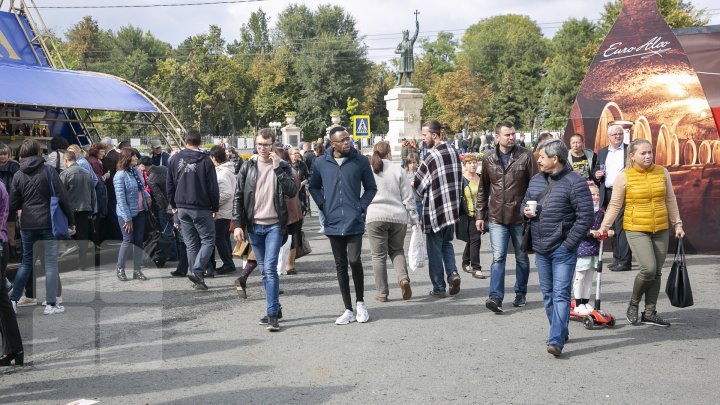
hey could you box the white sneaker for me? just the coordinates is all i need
[43,304,65,315]
[335,309,356,325]
[41,296,62,306]
[356,301,370,323]
[17,296,37,307]
[585,303,595,312]
[575,304,591,316]
[11,300,17,314]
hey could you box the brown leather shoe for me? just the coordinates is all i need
[400,279,412,300]
[375,296,388,302]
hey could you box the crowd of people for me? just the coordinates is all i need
[0,119,686,366]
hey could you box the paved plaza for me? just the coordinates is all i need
[1,213,719,404]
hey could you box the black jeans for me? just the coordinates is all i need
[462,216,482,270]
[0,242,23,355]
[327,235,364,311]
[73,211,92,268]
[210,218,235,272]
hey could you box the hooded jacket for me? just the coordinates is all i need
[166,148,220,212]
[10,156,75,230]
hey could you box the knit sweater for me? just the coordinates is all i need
[366,159,418,225]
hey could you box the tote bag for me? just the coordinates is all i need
[665,237,694,308]
[45,166,70,240]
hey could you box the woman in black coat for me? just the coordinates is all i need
[0,180,23,366]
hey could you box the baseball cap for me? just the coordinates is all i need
[150,139,163,148]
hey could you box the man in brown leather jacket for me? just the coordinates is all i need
[476,121,538,313]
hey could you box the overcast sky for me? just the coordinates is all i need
[32,0,720,62]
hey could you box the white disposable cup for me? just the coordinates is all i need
[527,201,538,215]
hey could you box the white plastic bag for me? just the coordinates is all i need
[276,235,293,275]
[408,226,426,272]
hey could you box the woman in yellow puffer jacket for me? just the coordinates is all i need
[599,139,684,327]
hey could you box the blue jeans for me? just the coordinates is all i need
[536,245,577,349]
[11,229,59,305]
[248,223,282,317]
[178,208,215,278]
[426,225,458,292]
[117,213,145,271]
[487,222,530,302]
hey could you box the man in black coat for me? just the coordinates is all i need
[592,125,632,271]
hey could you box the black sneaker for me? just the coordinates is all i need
[188,274,208,290]
[512,294,526,307]
[266,317,280,332]
[259,309,283,325]
[169,270,186,277]
[626,302,639,325]
[641,311,670,327]
[485,298,503,313]
[448,272,461,295]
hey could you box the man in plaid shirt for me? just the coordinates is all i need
[413,120,463,298]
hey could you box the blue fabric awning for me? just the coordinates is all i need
[0,63,159,113]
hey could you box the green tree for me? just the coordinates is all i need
[419,31,458,76]
[432,62,490,132]
[65,16,108,69]
[360,62,394,135]
[460,15,550,129]
[274,4,370,138]
[229,8,272,56]
[541,18,600,129]
[599,0,710,32]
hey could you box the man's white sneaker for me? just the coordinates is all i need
[335,309,356,325]
[43,305,65,315]
[41,296,62,306]
[17,296,37,306]
[356,301,369,323]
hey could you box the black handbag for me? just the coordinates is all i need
[665,237,693,308]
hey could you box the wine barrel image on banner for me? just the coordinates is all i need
[656,125,670,165]
[713,140,720,164]
[698,140,714,164]
[680,138,697,165]
[594,102,624,151]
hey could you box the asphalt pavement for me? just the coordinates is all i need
[1,212,719,404]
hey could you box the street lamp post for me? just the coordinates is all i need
[269,121,281,145]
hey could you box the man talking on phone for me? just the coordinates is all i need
[233,128,297,332]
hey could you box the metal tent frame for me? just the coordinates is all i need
[0,0,185,149]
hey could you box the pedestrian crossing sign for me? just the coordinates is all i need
[352,115,371,139]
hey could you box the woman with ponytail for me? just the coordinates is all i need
[365,141,418,301]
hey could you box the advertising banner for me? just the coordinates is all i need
[565,0,720,253]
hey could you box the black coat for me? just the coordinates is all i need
[593,144,628,208]
[10,156,75,230]
[0,160,20,221]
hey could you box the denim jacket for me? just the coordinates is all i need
[114,167,149,223]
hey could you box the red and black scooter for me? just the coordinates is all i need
[570,233,616,329]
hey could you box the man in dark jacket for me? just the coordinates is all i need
[310,126,377,325]
[522,139,593,357]
[476,121,537,313]
[233,128,297,331]
[166,130,219,291]
[60,151,96,270]
[592,124,632,271]
[140,157,177,261]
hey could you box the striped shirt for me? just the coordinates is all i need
[413,142,463,233]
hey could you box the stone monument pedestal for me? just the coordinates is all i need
[282,125,301,147]
[385,86,424,156]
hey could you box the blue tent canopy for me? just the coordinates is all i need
[0,62,159,113]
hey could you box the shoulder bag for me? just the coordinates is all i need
[45,166,71,239]
[666,237,693,308]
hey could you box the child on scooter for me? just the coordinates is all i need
[573,182,605,316]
